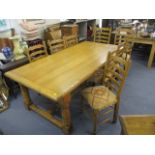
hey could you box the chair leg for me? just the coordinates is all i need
[112,103,119,123]
[92,110,98,134]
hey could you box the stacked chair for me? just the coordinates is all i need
[81,45,132,134]
[47,39,65,54]
[45,24,79,54]
[47,34,78,54]
[44,23,62,41]
[63,35,78,48]
[94,27,112,44]
[26,39,48,63]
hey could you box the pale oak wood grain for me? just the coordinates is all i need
[5,41,117,134]
[5,41,117,102]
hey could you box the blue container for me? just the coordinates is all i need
[1,47,12,59]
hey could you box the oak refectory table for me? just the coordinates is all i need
[5,41,117,134]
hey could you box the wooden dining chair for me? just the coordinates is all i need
[94,27,112,44]
[119,115,155,135]
[81,53,131,134]
[64,35,78,48]
[26,40,48,62]
[47,39,65,54]
[89,27,112,85]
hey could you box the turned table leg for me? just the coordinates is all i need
[59,94,72,134]
[20,85,33,110]
[148,43,155,68]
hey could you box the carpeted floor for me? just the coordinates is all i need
[0,51,155,135]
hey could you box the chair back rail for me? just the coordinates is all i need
[47,39,65,54]
[94,27,112,44]
[64,35,78,47]
[27,40,48,62]
[103,53,131,98]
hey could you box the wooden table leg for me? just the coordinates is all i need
[59,94,72,134]
[20,85,33,110]
[147,43,155,68]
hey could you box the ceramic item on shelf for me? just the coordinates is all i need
[10,35,26,60]
[1,47,13,59]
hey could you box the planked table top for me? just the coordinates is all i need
[5,41,117,101]
[127,35,155,44]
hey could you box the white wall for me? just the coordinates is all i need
[9,19,21,34]
[45,19,61,27]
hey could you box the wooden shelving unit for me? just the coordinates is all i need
[74,19,96,41]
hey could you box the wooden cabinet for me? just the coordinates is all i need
[61,24,78,36]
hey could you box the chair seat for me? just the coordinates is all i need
[119,115,155,135]
[82,86,117,110]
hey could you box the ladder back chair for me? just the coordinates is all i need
[81,53,131,134]
[89,27,111,84]
[88,43,132,85]
[47,39,65,54]
[94,27,112,44]
[26,39,48,62]
[64,35,78,48]
[105,45,132,82]
[114,32,133,57]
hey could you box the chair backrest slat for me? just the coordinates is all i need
[64,35,78,48]
[48,39,65,54]
[27,40,48,62]
[103,53,131,98]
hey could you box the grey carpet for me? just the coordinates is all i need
[0,52,155,135]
